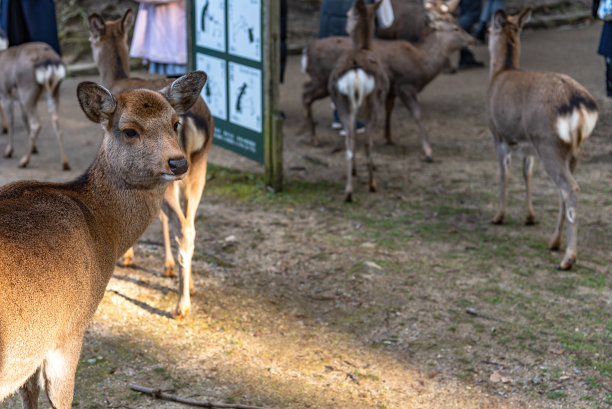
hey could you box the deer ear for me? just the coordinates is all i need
[121,9,134,33]
[88,14,106,37]
[516,7,532,29]
[161,71,207,115]
[77,82,117,125]
[492,10,506,32]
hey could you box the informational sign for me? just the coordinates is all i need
[190,0,264,163]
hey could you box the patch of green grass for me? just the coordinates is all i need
[546,391,567,400]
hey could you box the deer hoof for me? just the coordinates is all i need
[62,162,71,171]
[4,146,12,158]
[548,238,561,251]
[32,146,38,154]
[370,182,378,193]
[173,306,190,319]
[425,155,434,163]
[344,192,353,203]
[525,215,536,225]
[2,126,7,134]
[18,158,28,168]
[491,213,504,225]
[118,256,133,267]
[556,257,575,271]
[163,266,177,278]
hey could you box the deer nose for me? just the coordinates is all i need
[168,157,188,176]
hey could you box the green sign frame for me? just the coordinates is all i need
[187,0,282,190]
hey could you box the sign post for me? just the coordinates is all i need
[187,0,283,190]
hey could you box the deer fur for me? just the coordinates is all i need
[88,9,214,317]
[0,29,69,170]
[302,14,473,160]
[0,71,206,408]
[487,8,598,270]
[376,0,459,42]
[329,0,389,201]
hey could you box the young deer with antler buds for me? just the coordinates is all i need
[487,8,598,270]
[0,71,206,409]
[0,29,70,170]
[329,0,389,201]
[88,10,214,317]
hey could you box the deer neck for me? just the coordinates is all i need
[349,13,375,50]
[96,42,131,89]
[418,32,454,82]
[490,34,520,78]
[81,149,165,261]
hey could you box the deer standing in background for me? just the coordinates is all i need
[88,10,214,317]
[329,0,388,201]
[303,12,472,160]
[0,72,206,408]
[487,8,598,270]
[0,29,70,170]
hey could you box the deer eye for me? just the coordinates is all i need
[123,129,139,139]
[173,121,180,132]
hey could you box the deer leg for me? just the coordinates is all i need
[398,89,433,162]
[19,368,41,409]
[338,103,356,202]
[48,90,70,170]
[0,104,7,134]
[541,156,580,270]
[383,95,395,145]
[492,142,511,224]
[159,210,176,277]
[523,155,535,225]
[118,247,135,267]
[42,339,83,409]
[548,191,565,251]
[18,92,42,168]
[302,80,328,147]
[2,98,14,158]
[365,100,377,192]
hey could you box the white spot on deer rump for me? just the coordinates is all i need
[556,107,598,146]
[337,69,375,97]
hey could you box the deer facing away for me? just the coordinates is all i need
[329,0,388,201]
[0,29,70,170]
[487,8,598,270]
[302,9,473,161]
[0,71,206,408]
[88,9,214,318]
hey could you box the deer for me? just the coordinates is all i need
[486,8,598,270]
[88,9,214,318]
[329,0,388,201]
[302,11,473,161]
[0,29,70,170]
[376,0,460,43]
[0,71,206,409]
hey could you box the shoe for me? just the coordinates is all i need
[339,124,365,137]
[331,121,342,130]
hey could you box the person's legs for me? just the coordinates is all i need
[458,0,485,69]
[606,57,612,97]
[474,0,505,42]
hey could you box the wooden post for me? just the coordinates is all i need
[263,0,283,191]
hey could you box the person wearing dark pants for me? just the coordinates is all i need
[457,0,484,69]
[0,0,61,55]
[594,0,612,96]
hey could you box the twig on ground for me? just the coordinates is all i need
[129,384,274,409]
[465,308,505,322]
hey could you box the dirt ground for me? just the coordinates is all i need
[1,20,611,409]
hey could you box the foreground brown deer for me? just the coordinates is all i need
[329,0,388,201]
[0,71,206,408]
[0,29,70,170]
[88,10,214,317]
[487,8,598,270]
[302,11,473,160]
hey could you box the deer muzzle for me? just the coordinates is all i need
[168,157,189,176]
